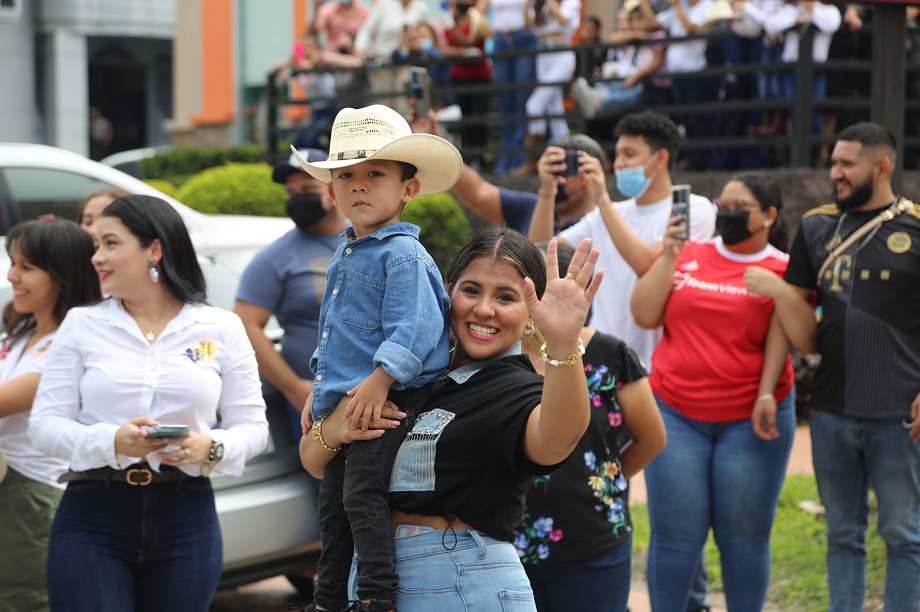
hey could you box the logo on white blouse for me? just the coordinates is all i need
[185,340,216,363]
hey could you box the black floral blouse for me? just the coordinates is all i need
[514,332,648,565]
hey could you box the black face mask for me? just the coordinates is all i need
[286,193,327,230]
[716,209,754,245]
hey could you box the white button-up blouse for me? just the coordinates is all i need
[29,299,269,477]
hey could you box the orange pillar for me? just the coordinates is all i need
[294,0,308,40]
[191,0,235,126]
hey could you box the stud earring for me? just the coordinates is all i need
[149,260,159,284]
[763,221,771,228]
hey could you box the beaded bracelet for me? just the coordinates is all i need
[311,417,341,452]
[540,337,586,367]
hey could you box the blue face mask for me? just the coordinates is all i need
[614,153,659,200]
[338,0,351,5]
[419,39,434,51]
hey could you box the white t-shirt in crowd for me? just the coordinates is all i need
[491,0,529,33]
[656,0,713,73]
[559,193,716,367]
[764,3,841,63]
[0,332,68,488]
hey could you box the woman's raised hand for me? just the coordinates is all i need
[662,214,688,260]
[525,238,603,347]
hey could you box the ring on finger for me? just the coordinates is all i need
[565,272,577,281]
[184,449,190,458]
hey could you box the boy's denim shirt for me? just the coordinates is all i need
[310,222,450,419]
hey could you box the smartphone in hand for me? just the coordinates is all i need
[145,424,191,439]
[671,185,690,240]
[559,150,582,177]
[409,66,431,118]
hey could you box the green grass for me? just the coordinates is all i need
[630,475,887,610]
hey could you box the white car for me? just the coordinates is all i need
[0,143,295,310]
[0,142,320,589]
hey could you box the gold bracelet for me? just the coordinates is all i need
[311,417,341,452]
[539,338,585,367]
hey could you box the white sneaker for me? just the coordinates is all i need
[571,77,603,120]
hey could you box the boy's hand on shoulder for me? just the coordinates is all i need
[344,367,397,430]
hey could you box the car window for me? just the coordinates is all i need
[3,167,111,229]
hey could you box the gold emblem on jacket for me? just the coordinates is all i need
[887,232,911,254]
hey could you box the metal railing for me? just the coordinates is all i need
[265,24,920,171]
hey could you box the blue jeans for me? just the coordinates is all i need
[645,393,795,612]
[782,71,827,137]
[669,77,711,168]
[524,536,631,612]
[47,476,222,612]
[393,527,536,611]
[711,35,765,171]
[810,410,920,612]
[492,30,538,173]
[686,552,711,612]
[602,82,644,110]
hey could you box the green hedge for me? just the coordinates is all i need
[138,145,266,180]
[403,193,472,276]
[175,163,286,216]
[173,161,471,273]
[142,179,179,198]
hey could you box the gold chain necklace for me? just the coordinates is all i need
[825,203,891,253]
[137,301,175,342]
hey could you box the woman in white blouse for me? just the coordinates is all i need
[0,219,100,612]
[30,195,269,612]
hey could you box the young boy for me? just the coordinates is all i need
[292,104,462,612]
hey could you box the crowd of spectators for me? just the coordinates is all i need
[274,1,920,173]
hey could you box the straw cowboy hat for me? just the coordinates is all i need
[701,0,742,30]
[291,104,463,196]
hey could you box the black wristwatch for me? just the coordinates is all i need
[201,439,224,476]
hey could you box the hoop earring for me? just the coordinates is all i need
[149,260,159,284]
[523,322,534,337]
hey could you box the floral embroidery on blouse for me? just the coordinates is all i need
[514,358,633,564]
[514,512,564,563]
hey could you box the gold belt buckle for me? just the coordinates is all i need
[126,468,153,486]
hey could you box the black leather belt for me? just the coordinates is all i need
[58,464,188,486]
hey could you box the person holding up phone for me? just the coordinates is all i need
[671,184,690,240]
[29,196,269,612]
[630,172,795,611]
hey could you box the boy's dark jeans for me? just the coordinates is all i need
[313,386,430,609]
